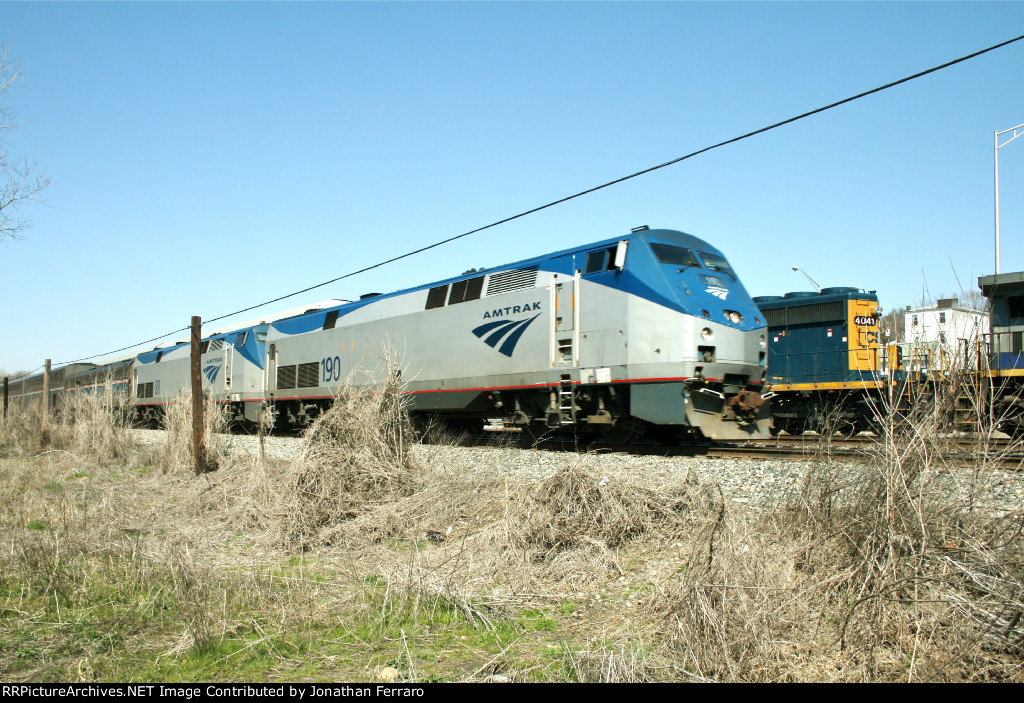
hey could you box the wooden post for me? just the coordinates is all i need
[258,402,267,467]
[191,316,205,476]
[3,376,8,419]
[41,359,51,443]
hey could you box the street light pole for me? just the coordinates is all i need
[995,122,1024,275]
[792,266,821,292]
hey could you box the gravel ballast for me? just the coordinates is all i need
[130,429,1024,510]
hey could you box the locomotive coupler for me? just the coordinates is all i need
[727,389,765,425]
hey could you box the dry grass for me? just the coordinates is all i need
[159,390,231,474]
[0,383,140,465]
[59,383,136,463]
[649,362,1024,682]
[1,357,1022,682]
[496,460,718,587]
[0,400,43,456]
[276,354,420,550]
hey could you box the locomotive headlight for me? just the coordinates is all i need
[725,310,742,324]
[759,335,766,348]
[701,327,713,341]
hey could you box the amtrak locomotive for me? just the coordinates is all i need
[8,227,773,441]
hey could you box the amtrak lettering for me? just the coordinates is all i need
[472,313,541,357]
[481,302,542,319]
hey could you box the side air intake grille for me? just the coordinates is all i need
[486,267,538,296]
[298,362,320,388]
[425,285,449,310]
[449,276,484,304]
[786,301,845,326]
[277,365,297,390]
[763,308,786,327]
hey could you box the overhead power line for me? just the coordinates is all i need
[56,32,1024,366]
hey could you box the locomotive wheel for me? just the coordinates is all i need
[601,417,646,444]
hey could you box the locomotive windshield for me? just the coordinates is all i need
[650,243,700,267]
[699,251,736,279]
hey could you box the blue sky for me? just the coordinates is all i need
[1,1,1023,374]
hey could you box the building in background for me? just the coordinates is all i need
[902,298,989,371]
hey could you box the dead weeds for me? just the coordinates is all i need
[2,357,1023,682]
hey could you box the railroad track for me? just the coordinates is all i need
[218,420,1024,469]
[459,430,1024,469]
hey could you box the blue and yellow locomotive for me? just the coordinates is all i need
[754,287,883,435]
[979,271,1024,438]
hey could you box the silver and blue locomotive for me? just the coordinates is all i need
[7,227,772,441]
[264,226,771,440]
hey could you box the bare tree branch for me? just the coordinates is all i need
[0,46,50,243]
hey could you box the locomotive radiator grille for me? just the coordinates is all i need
[277,365,297,389]
[297,362,320,388]
[485,267,538,296]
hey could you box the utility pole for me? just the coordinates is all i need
[191,316,205,476]
[995,123,1024,274]
[41,359,50,443]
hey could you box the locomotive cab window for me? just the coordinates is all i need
[583,247,618,274]
[650,243,700,267]
[1008,295,1024,321]
[698,251,736,279]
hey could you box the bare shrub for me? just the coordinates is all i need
[55,381,135,464]
[160,390,230,474]
[0,381,136,463]
[508,460,711,551]
[499,460,718,586]
[161,543,220,654]
[0,399,43,456]
[278,353,419,549]
[649,495,827,682]
[653,359,1024,682]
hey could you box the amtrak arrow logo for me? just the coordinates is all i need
[706,286,729,300]
[203,364,221,384]
[472,314,540,357]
